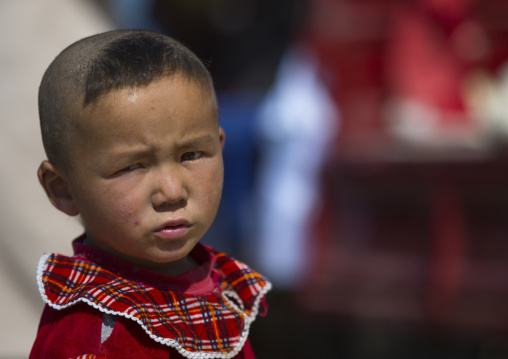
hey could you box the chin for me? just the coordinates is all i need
[154,248,190,263]
[159,238,196,255]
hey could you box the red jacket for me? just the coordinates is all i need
[30,237,271,359]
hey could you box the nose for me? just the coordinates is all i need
[151,166,187,210]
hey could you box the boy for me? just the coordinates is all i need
[30,29,271,359]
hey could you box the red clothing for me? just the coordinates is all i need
[30,237,271,359]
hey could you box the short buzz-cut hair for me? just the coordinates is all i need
[38,29,216,170]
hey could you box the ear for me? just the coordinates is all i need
[219,127,226,150]
[37,161,79,216]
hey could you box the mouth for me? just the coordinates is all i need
[154,219,191,240]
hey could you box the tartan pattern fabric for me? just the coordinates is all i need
[37,247,271,359]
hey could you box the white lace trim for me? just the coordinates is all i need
[36,253,272,359]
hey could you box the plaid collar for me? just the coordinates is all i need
[37,239,271,359]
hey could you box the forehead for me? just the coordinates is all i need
[75,76,216,128]
[90,75,216,112]
[71,76,218,149]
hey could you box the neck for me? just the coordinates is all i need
[83,236,198,276]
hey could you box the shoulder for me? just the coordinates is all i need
[208,246,272,316]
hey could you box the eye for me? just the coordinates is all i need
[119,163,142,172]
[181,151,202,162]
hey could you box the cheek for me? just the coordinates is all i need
[198,165,224,209]
[72,177,147,232]
[116,196,143,221]
[118,199,134,217]
[107,196,144,229]
[98,185,144,224]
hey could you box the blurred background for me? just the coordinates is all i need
[2,0,508,357]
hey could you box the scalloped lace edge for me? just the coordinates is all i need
[37,253,272,359]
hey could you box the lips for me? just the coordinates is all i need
[155,219,191,240]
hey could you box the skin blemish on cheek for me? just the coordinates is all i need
[119,201,134,219]
[134,219,140,226]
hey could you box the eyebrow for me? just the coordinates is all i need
[102,147,152,167]
[177,134,217,150]
[104,134,218,163]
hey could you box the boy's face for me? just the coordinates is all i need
[55,76,224,273]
